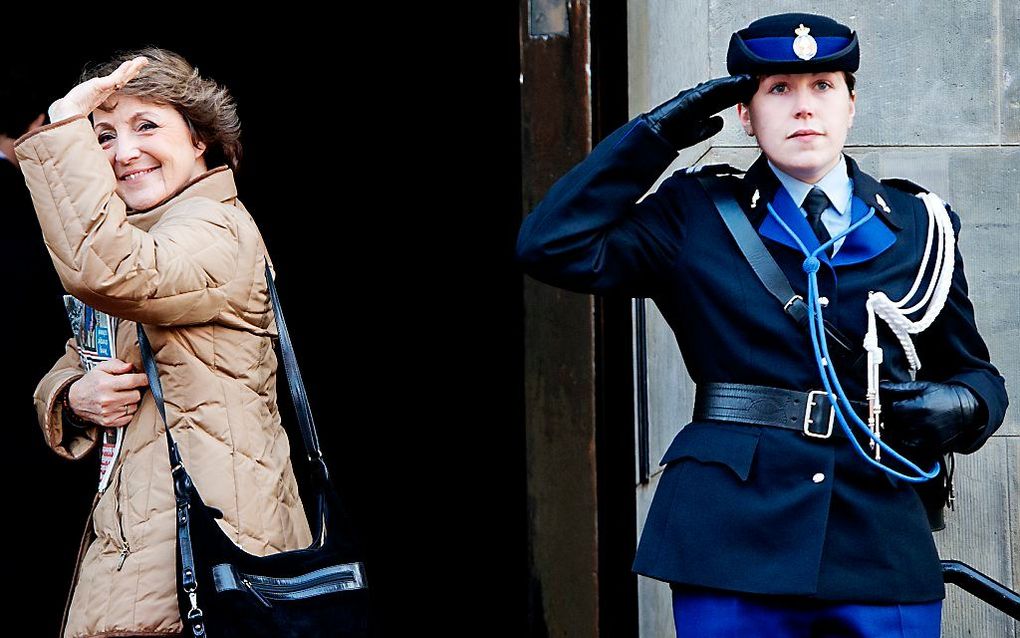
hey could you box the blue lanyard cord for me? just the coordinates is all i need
[766,202,941,482]
[807,272,940,481]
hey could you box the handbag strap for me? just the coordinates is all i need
[137,257,331,638]
[137,257,330,483]
[695,176,854,355]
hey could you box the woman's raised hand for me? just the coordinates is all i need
[641,75,757,150]
[48,56,149,122]
[66,359,150,428]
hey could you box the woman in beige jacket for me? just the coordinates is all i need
[17,48,314,638]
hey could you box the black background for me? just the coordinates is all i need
[8,7,525,636]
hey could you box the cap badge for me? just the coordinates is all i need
[793,24,818,61]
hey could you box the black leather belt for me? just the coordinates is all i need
[693,382,871,440]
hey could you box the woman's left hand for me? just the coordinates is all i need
[47,56,149,122]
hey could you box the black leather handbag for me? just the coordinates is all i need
[137,258,370,638]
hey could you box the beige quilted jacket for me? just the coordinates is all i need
[16,114,314,638]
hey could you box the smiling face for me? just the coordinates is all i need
[736,71,856,184]
[93,94,208,211]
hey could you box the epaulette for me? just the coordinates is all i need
[880,177,931,196]
[881,177,954,210]
[677,163,746,178]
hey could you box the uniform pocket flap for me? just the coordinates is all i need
[658,422,761,481]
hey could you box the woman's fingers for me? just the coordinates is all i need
[95,57,147,99]
[64,56,150,117]
[107,389,143,413]
[81,388,143,427]
[108,410,135,428]
[111,56,148,90]
[111,372,150,392]
[112,401,138,428]
[87,399,138,428]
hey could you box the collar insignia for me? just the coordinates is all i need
[875,193,891,213]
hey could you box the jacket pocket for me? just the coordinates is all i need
[659,422,761,482]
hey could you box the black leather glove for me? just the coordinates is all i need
[880,380,984,457]
[642,74,757,150]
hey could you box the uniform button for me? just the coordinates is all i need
[818,296,829,307]
[812,473,825,483]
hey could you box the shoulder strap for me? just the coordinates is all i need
[879,177,930,196]
[137,257,330,484]
[880,177,954,214]
[680,163,745,178]
[695,176,853,355]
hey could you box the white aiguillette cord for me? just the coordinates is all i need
[863,191,956,459]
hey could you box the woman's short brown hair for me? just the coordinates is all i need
[82,47,242,172]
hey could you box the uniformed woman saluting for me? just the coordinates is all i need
[515,12,1008,638]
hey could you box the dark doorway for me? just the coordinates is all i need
[9,12,527,636]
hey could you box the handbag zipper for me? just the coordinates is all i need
[242,578,273,608]
[234,563,364,603]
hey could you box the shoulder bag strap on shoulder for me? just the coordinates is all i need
[136,257,330,483]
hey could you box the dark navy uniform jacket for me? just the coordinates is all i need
[514,113,1009,603]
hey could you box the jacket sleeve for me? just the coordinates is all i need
[913,204,1009,454]
[514,114,688,298]
[34,337,99,461]
[14,115,237,326]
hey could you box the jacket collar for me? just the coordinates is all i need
[767,153,852,216]
[126,164,237,231]
[739,151,904,232]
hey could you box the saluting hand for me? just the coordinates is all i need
[67,359,150,428]
[642,74,757,150]
[47,56,149,123]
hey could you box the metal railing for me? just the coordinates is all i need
[942,560,1020,620]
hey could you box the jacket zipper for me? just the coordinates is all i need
[114,462,131,570]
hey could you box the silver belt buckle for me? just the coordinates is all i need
[803,390,835,439]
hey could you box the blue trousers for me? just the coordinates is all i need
[671,586,942,638]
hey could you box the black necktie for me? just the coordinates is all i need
[802,187,833,257]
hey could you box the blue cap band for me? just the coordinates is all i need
[744,36,852,61]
